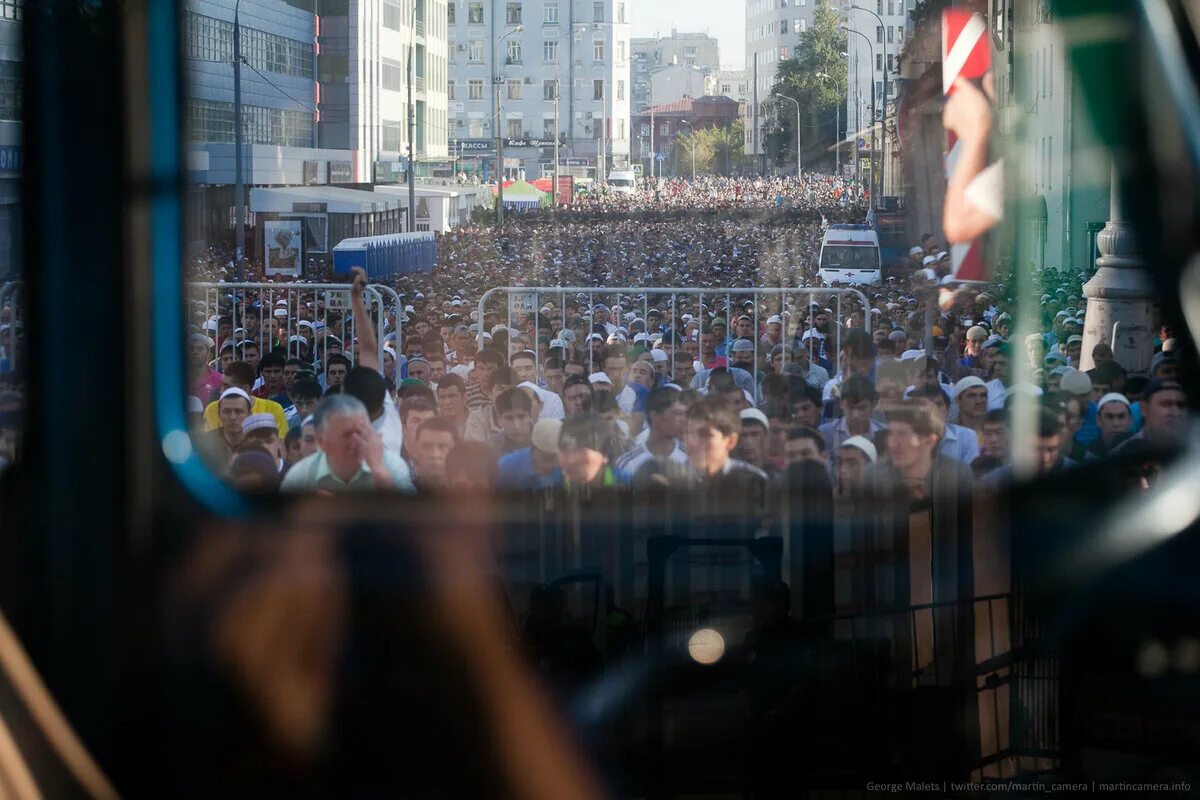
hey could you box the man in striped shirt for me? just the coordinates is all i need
[616,387,689,480]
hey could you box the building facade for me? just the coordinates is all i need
[634,95,740,175]
[631,31,719,113]
[708,68,749,106]
[743,0,817,159]
[649,65,710,107]
[317,0,451,182]
[446,0,631,182]
[843,0,909,171]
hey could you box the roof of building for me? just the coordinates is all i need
[636,95,741,117]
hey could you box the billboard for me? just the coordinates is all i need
[263,219,303,277]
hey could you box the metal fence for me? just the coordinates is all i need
[186,281,402,385]
[475,285,872,378]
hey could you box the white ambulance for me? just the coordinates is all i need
[817,224,882,285]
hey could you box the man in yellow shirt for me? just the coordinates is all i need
[203,360,290,437]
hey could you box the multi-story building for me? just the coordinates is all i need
[631,31,719,112]
[447,0,631,182]
[0,0,18,274]
[843,0,908,187]
[743,0,818,161]
[317,0,451,182]
[708,68,749,106]
[649,64,709,107]
[634,94,741,176]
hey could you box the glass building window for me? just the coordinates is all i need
[468,2,483,23]
[593,1,604,22]
[507,119,522,138]
[383,1,403,30]
[447,2,455,24]
[544,79,558,100]
[382,59,405,92]
[506,2,522,24]
[544,40,558,62]
[0,61,19,122]
[382,121,404,151]
[0,0,19,20]
[593,79,604,99]
[468,40,483,61]
[188,99,313,148]
[468,79,484,99]
[507,79,522,99]
[184,13,313,79]
[544,3,558,22]
[507,39,522,63]
[593,39,604,61]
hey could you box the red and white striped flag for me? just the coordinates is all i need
[942,9,991,284]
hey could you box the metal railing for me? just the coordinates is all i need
[475,285,872,379]
[186,281,401,385]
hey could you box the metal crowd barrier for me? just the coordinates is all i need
[475,285,872,379]
[488,491,1046,787]
[186,282,401,384]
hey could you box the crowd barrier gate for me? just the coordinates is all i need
[475,286,872,379]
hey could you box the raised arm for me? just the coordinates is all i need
[350,266,380,375]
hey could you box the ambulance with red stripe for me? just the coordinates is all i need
[817,224,882,286]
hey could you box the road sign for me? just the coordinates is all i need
[324,289,352,311]
[857,137,866,149]
[510,291,538,314]
[655,152,666,161]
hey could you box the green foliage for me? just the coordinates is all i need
[764,5,848,168]
[669,121,755,176]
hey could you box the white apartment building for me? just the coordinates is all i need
[843,0,909,161]
[709,68,749,106]
[447,0,632,181]
[317,0,451,182]
[744,0,817,159]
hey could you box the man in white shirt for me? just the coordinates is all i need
[910,383,980,465]
[347,267,404,456]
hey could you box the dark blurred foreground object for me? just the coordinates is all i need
[163,508,604,799]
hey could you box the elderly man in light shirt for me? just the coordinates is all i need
[282,394,414,492]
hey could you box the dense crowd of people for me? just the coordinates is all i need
[180,175,1189,507]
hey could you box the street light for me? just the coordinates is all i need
[495,24,525,226]
[550,26,587,206]
[773,93,801,180]
[681,118,700,181]
[839,24,875,199]
[815,72,840,178]
[842,3,888,204]
[233,0,245,278]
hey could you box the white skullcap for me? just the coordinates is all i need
[242,413,278,434]
[953,375,987,399]
[840,435,878,463]
[588,372,613,385]
[1097,392,1131,410]
[740,408,769,429]
[219,387,252,404]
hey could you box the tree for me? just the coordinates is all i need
[668,122,755,177]
[764,5,848,171]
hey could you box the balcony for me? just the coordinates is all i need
[415,18,425,36]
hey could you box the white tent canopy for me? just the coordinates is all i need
[250,185,405,214]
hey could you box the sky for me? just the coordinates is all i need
[633,0,745,69]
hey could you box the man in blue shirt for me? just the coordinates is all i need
[497,418,563,490]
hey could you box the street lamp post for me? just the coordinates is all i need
[233,0,245,279]
[844,3,887,205]
[773,93,801,180]
[495,25,524,226]
[677,119,695,181]
[840,25,875,201]
[816,72,840,178]
[406,0,417,231]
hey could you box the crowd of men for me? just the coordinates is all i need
[184,175,1189,505]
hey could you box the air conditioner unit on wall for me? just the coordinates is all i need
[457,43,466,51]
[524,76,533,84]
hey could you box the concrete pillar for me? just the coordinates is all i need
[1080,166,1156,374]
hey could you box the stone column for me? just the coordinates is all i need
[1080,165,1156,374]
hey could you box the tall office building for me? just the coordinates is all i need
[743,0,817,160]
[317,0,451,182]
[447,0,632,181]
[843,0,908,179]
[0,0,17,273]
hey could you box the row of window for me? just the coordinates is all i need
[449,77,622,102]
[0,61,17,122]
[450,0,626,25]
[748,0,808,16]
[453,37,613,64]
[874,24,905,44]
[0,0,17,21]
[188,99,313,148]
[184,12,314,80]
